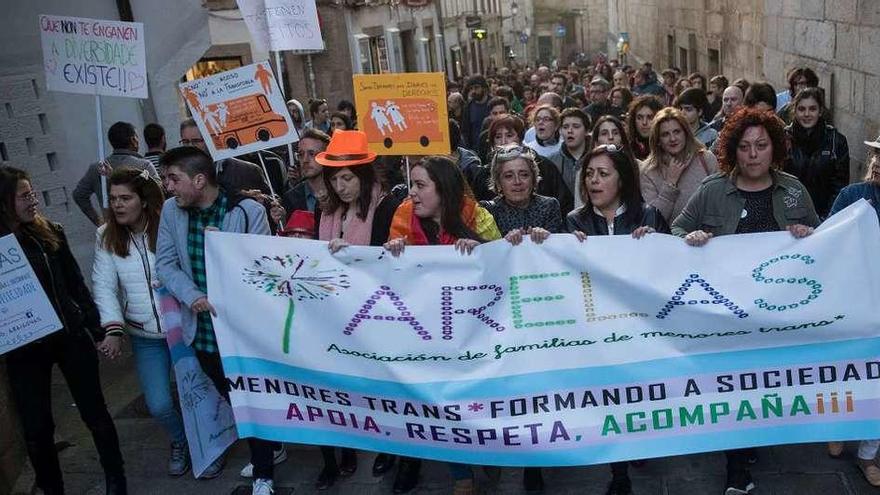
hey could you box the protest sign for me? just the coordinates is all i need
[353,73,450,156]
[237,0,324,52]
[206,201,880,466]
[38,15,148,98]
[0,234,62,356]
[155,286,237,477]
[180,61,298,161]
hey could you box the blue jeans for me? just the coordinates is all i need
[130,334,186,444]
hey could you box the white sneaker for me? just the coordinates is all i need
[252,478,274,495]
[240,445,288,478]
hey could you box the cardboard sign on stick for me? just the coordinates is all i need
[0,235,63,356]
[39,15,148,99]
[353,73,450,156]
[179,61,298,161]
[237,0,324,52]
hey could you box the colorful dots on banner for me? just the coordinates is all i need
[345,285,431,340]
[581,272,645,322]
[656,273,746,319]
[751,253,822,311]
[509,273,576,330]
[441,285,505,340]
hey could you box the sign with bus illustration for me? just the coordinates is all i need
[180,61,297,161]
[353,72,449,156]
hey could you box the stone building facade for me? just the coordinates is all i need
[603,0,879,177]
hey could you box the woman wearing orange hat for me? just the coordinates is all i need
[314,130,408,489]
[383,155,501,495]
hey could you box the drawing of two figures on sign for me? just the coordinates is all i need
[201,103,229,135]
[370,100,407,135]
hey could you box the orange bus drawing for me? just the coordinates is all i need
[363,98,444,150]
[205,93,289,150]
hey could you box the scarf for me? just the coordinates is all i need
[791,118,825,156]
[318,182,383,245]
[389,197,478,246]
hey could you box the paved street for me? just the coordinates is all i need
[9,351,880,495]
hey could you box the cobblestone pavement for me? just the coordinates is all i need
[10,352,880,495]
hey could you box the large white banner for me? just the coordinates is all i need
[0,234,62,355]
[236,0,324,52]
[39,15,148,98]
[205,201,880,465]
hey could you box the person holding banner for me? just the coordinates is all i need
[0,167,127,495]
[556,144,668,495]
[482,143,564,237]
[91,168,190,477]
[827,134,880,487]
[384,156,502,495]
[671,108,818,495]
[155,147,280,495]
[316,129,408,490]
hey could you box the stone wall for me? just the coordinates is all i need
[604,0,876,177]
[763,0,879,177]
[605,0,764,79]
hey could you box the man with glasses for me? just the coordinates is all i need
[584,77,620,124]
[278,128,330,231]
[177,118,270,196]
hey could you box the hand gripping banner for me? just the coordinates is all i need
[205,201,880,466]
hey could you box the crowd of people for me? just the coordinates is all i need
[2,57,880,495]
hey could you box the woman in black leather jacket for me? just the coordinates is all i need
[0,167,126,495]
[783,87,850,219]
[564,144,667,495]
[567,144,670,238]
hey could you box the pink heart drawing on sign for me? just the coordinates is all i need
[45,57,58,75]
[127,72,145,92]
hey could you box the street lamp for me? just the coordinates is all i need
[512,1,518,15]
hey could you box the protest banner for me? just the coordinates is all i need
[180,61,298,162]
[39,15,148,98]
[0,234,62,356]
[155,286,237,477]
[237,0,324,52]
[353,73,450,156]
[39,14,148,207]
[205,201,880,466]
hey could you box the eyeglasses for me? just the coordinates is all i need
[179,138,204,145]
[534,116,555,124]
[294,149,320,161]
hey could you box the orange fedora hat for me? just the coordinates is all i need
[315,130,377,167]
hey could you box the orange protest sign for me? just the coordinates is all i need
[180,61,297,161]
[353,72,449,156]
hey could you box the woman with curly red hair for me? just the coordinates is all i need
[671,107,818,495]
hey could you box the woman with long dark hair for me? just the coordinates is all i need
[783,87,850,219]
[384,155,500,495]
[92,168,190,477]
[0,166,126,494]
[625,95,663,160]
[317,130,407,489]
[565,145,668,495]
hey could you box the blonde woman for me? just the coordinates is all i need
[639,107,718,222]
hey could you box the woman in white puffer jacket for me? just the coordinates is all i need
[92,167,190,477]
